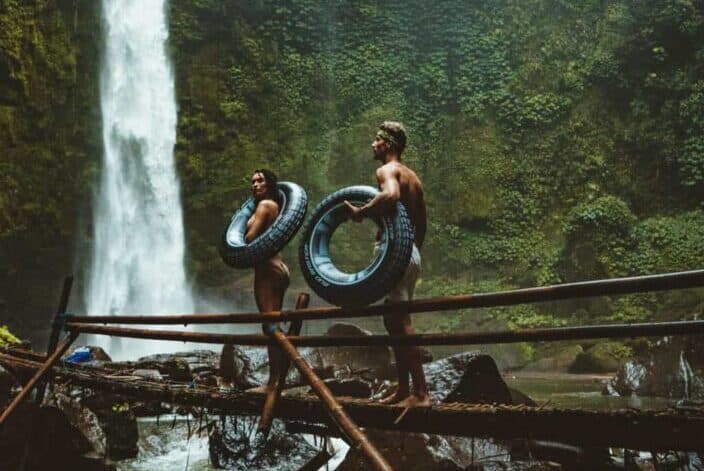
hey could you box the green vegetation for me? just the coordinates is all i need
[1,1,703,365]
[0,325,20,346]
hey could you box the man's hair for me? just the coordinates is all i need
[254,168,279,201]
[379,121,407,154]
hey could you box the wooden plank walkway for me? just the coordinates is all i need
[2,352,703,452]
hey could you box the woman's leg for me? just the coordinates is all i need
[254,263,290,392]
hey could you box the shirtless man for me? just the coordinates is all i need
[220,169,290,398]
[344,121,430,408]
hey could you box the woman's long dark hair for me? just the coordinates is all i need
[254,168,279,201]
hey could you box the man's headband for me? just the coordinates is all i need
[376,129,397,148]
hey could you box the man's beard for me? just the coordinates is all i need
[373,149,387,161]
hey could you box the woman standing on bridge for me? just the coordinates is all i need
[220,169,290,395]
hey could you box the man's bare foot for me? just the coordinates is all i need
[217,377,234,390]
[378,391,410,405]
[395,394,432,408]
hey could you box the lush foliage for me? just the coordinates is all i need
[2,1,704,361]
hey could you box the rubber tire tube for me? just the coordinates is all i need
[298,185,414,307]
[219,181,307,269]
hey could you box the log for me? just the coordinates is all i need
[0,353,702,451]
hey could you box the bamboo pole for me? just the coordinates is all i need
[0,332,78,427]
[37,275,73,402]
[64,269,704,325]
[270,328,393,471]
[258,292,310,438]
[65,319,704,347]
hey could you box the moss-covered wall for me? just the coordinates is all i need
[0,0,101,343]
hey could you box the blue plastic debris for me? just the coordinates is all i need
[66,347,94,364]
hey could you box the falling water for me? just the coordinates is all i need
[85,0,194,359]
[679,350,693,400]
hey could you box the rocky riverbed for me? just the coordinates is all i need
[2,323,703,470]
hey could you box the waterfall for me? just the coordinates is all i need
[679,350,693,400]
[85,0,194,359]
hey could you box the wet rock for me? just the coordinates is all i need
[322,377,373,398]
[53,393,108,456]
[219,344,258,388]
[67,390,140,460]
[135,350,220,382]
[570,342,630,374]
[209,416,319,470]
[606,337,704,399]
[0,402,115,470]
[522,345,583,373]
[424,351,512,404]
[244,345,322,387]
[316,323,393,380]
[337,429,512,471]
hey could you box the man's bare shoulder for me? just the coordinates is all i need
[376,162,402,179]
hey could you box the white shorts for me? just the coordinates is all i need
[374,243,421,302]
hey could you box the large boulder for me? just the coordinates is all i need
[570,342,631,374]
[605,337,704,399]
[316,323,393,380]
[56,389,140,460]
[522,345,583,373]
[337,429,512,471]
[0,402,115,470]
[425,351,512,404]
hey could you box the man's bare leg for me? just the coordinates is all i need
[379,313,410,404]
[395,313,430,408]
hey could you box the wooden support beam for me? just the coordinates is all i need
[66,319,704,348]
[0,333,78,427]
[37,275,73,402]
[65,269,704,325]
[258,292,310,438]
[271,327,393,471]
[1,353,702,451]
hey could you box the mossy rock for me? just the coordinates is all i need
[569,342,633,374]
[522,345,584,373]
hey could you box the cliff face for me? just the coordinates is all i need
[0,0,100,340]
[2,1,704,349]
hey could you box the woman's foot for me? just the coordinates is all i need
[378,390,410,405]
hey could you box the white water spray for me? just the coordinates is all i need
[86,0,194,359]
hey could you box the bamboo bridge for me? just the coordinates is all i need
[2,270,704,470]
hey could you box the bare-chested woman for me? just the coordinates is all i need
[220,169,290,394]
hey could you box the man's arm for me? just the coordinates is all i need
[245,200,278,243]
[345,166,400,221]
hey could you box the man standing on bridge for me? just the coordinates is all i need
[345,121,430,408]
